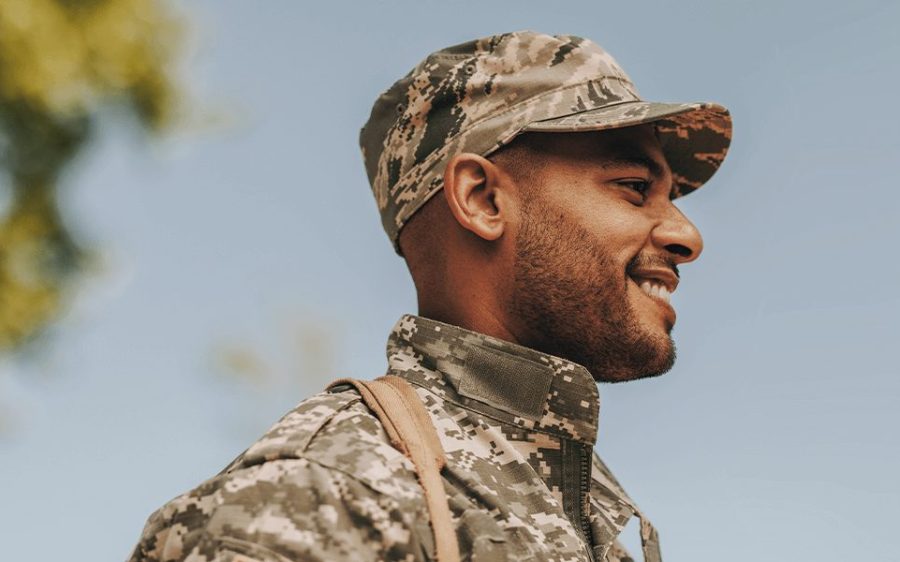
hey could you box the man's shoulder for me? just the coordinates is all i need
[223,386,420,495]
[129,387,429,561]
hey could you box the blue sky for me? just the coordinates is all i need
[1,1,898,560]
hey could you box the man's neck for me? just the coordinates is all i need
[416,305,521,349]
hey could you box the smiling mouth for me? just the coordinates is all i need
[634,279,672,303]
[627,268,679,306]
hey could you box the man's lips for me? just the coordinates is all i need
[628,267,679,305]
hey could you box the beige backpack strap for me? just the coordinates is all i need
[328,375,460,562]
[638,512,662,562]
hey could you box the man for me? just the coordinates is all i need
[129,31,731,561]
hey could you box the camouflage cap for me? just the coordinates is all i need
[360,31,733,253]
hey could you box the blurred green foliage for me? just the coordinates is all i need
[0,0,183,351]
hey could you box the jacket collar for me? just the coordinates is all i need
[386,314,600,444]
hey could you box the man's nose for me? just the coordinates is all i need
[651,203,704,264]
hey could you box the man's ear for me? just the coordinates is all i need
[442,153,508,242]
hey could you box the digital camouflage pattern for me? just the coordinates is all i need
[129,315,661,562]
[359,31,732,252]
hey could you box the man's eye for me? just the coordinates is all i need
[616,180,651,197]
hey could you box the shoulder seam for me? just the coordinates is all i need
[297,392,363,454]
[227,392,365,473]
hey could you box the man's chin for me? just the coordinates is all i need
[588,336,676,383]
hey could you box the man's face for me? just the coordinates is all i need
[504,124,704,382]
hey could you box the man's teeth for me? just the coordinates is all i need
[639,281,671,303]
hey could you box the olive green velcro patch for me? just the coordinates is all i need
[459,344,552,420]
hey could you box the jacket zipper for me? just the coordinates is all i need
[578,443,596,562]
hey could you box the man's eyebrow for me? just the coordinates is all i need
[598,155,665,178]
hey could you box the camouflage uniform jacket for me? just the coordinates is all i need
[129,315,660,562]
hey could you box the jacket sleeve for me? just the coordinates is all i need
[126,457,432,562]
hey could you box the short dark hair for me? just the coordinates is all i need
[487,133,545,188]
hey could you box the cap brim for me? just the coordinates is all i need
[523,101,732,198]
